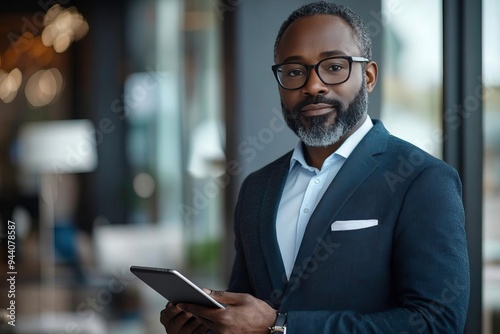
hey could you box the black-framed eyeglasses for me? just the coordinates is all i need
[271,56,369,90]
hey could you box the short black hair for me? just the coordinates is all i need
[274,1,372,62]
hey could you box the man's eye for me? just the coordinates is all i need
[327,65,343,72]
[286,69,305,77]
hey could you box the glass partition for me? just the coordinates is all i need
[482,0,500,332]
[381,0,443,158]
[122,0,224,331]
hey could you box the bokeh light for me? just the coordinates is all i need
[24,68,63,107]
[0,68,23,103]
[41,5,89,53]
[133,173,156,199]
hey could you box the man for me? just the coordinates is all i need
[161,1,470,333]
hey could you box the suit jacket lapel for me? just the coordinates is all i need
[259,151,292,298]
[280,120,389,307]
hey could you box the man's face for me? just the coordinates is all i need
[275,15,372,147]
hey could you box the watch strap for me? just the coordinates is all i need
[269,312,287,333]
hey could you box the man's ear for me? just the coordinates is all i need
[365,61,378,93]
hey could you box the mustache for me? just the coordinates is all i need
[289,96,345,116]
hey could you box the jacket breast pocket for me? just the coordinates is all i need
[329,220,379,242]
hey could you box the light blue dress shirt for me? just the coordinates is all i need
[276,116,374,279]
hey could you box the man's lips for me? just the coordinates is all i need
[300,103,335,117]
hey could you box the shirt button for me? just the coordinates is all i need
[314,178,320,184]
[303,208,310,213]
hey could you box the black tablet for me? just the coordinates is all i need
[130,266,226,309]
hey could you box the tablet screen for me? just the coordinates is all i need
[130,266,225,309]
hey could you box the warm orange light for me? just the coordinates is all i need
[0,5,88,105]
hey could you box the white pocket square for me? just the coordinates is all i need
[331,219,378,231]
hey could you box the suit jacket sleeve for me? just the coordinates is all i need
[285,164,470,333]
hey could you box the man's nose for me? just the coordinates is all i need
[301,68,328,96]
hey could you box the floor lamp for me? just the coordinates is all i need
[18,119,97,329]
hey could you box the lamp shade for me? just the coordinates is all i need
[18,119,98,174]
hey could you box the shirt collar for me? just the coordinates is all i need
[289,115,374,171]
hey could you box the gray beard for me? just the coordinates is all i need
[282,81,368,147]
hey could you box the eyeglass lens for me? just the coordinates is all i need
[276,57,351,89]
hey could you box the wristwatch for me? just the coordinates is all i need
[269,312,287,333]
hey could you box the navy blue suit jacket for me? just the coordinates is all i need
[228,120,470,333]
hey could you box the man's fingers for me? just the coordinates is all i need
[209,289,225,296]
[192,323,210,334]
[160,304,181,322]
[177,303,207,315]
[177,303,221,327]
[160,304,196,333]
[206,289,242,304]
[176,316,202,334]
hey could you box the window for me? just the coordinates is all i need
[483,0,500,332]
[381,0,443,158]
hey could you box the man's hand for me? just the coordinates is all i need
[160,302,210,334]
[177,289,276,334]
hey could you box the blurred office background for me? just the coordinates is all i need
[0,0,497,333]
